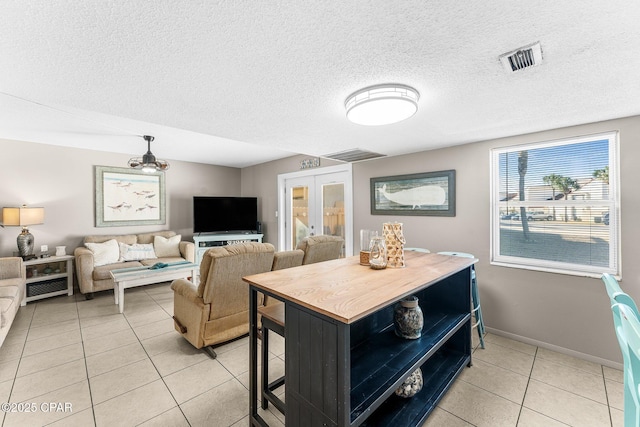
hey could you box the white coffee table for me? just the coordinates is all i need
[109,262,198,313]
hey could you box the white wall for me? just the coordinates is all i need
[3,111,637,366]
[240,155,341,244]
[0,138,241,257]
[242,115,640,366]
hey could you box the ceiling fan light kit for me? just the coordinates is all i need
[345,84,420,126]
[128,135,170,172]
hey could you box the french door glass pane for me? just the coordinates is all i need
[291,186,309,249]
[321,183,345,238]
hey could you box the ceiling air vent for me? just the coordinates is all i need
[323,148,386,163]
[499,42,543,72]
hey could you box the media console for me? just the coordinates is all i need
[193,233,264,265]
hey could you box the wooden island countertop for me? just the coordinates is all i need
[243,251,476,324]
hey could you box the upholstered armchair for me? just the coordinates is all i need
[0,257,26,347]
[171,242,275,357]
[261,249,304,307]
[271,249,304,271]
[296,235,344,264]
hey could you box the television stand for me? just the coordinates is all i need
[193,233,264,265]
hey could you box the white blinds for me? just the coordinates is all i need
[490,132,619,277]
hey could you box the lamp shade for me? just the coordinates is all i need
[2,206,45,227]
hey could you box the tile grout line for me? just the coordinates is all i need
[142,284,256,426]
[75,290,144,426]
[123,285,191,427]
[471,341,535,378]
[514,345,538,427]
[518,346,595,427]
[2,305,34,427]
[602,364,615,427]
[7,299,90,426]
[76,286,177,425]
[2,290,624,427]
[76,295,98,427]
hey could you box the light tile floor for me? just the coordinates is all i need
[0,283,624,426]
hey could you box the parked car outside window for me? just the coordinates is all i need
[511,211,552,221]
[528,211,553,221]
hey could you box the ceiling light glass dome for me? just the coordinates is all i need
[345,84,420,126]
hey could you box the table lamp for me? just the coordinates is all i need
[2,205,45,259]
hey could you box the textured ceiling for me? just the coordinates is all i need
[1,1,639,168]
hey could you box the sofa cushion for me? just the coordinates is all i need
[118,243,157,262]
[85,234,137,245]
[92,261,144,281]
[0,285,20,300]
[0,280,22,292]
[154,235,182,257]
[137,231,176,245]
[85,239,120,267]
[0,299,14,328]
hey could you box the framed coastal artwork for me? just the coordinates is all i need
[370,170,456,216]
[95,166,166,227]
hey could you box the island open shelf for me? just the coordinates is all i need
[245,252,476,427]
[350,312,470,424]
[359,329,470,426]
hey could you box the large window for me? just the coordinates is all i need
[490,132,619,277]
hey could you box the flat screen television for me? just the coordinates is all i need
[193,196,258,234]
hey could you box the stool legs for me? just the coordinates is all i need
[261,324,269,410]
[471,268,485,348]
[260,317,286,415]
[437,253,486,349]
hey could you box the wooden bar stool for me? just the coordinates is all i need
[438,251,485,348]
[256,246,337,416]
[258,302,286,414]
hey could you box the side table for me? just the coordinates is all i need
[21,255,74,305]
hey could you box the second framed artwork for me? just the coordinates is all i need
[95,166,166,227]
[370,170,456,216]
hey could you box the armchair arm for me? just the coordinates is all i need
[171,278,210,349]
[179,241,195,263]
[170,278,202,305]
[74,247,95,294]
[0,257,24,280]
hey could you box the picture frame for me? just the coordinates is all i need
[370,170,456,216]
[95,165,166,227]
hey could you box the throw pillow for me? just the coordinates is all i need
[118,243,157,262]
[85,239,120,267]
[154,234,182,258]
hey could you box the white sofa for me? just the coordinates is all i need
[0,257,25,347]
[74,231,194,299]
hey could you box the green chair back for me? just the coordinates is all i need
[603,273,640,316]
[612,302,640,427]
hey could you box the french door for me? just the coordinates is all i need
[278,164,353,256]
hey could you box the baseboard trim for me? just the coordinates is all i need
[485,327,623,371]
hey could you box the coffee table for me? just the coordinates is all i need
[109,261,198,313]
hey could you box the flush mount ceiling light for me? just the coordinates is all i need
[128,135,170,172]
[345,84,420,126]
